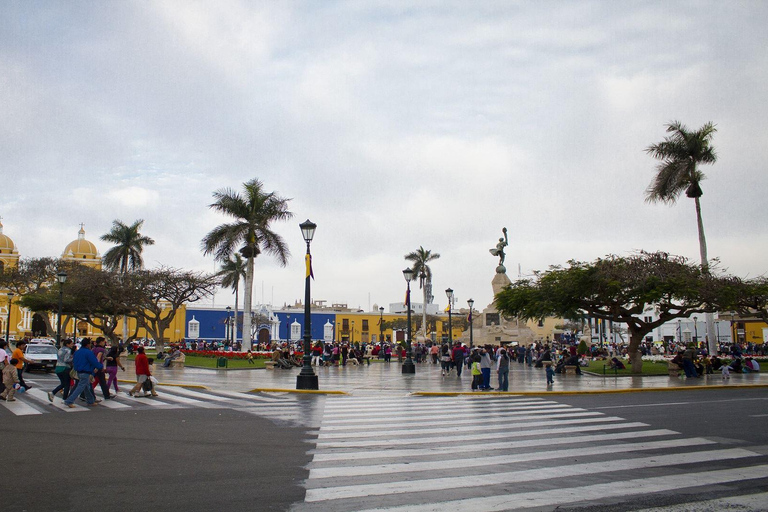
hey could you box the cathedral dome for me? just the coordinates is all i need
[62,225,101,266]
[0,220,17,254]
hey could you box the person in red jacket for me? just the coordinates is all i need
[128,346,157,397]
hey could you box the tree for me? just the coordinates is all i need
[130,268,218,353]
[101,219,155,342]
[216,253,247,347]
[405,246,440,338]
[495,252,734,373]
[646,120,718,354]
[201,178,292,351]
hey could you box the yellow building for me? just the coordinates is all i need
[332,311,464,345]
[0,222,186,344]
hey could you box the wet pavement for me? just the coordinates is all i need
[128,359,768,395]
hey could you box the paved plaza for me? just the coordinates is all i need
[3,362,768,512]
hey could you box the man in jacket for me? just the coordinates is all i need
[64,338,103,408]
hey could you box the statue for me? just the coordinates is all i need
[489,227,508,273]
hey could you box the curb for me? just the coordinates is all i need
[248,387,348,395]
[413,383,768,396]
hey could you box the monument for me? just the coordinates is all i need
[461,227,534,347]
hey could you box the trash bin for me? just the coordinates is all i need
[217,356,228,368]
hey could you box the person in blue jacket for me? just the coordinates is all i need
[64,338,103,409]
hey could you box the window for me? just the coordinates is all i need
[342,319,349,330]
[362,320,369,331]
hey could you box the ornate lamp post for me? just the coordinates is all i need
[445,288,454,346]
[467,298,474,349]
[56,271,67,348]
[402,267,415,374]
[693,316,698,345]
[286,314,291,344]
[5,292,13,344]
[379,306,384,346]
[297,219,319,390]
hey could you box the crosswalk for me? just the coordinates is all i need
[292,395,768,512]
[0,378,309,425]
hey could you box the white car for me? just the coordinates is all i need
[24,343,58,372]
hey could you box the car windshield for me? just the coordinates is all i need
[27,346,57,355]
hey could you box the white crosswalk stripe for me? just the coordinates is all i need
[294,396,768,512]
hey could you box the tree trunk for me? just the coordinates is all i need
[241,255,255,351]
[694,196,718,355]
[422,286,428,340]
[233,283,239,348]
[626,326,646,374]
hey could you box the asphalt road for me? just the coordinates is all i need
[3,405,314,512]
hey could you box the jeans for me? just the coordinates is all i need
[498,369,509,391]
[105,366,119,393]
[52,370,72,399]
[682,359,698,378]
[481,368,491,389]
[65,372,96,405]
[91,369,111,398]
[454,358,463,377]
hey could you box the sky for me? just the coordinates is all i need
[2,1,767,313]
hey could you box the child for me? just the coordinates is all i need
[545,361,555,385]
[247,350,255,365]
[721,364,730,380]
[1,358,20,401]
[471,358,482,391]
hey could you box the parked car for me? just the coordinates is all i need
[24,342,58,372]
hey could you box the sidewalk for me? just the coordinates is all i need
[124,359,768,395]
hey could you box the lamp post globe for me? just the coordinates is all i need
[56,271,67,348]
[296,219,319,390]
[402,268,415,374]
[467,298,474,348]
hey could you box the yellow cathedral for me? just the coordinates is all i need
[1,221,185,343]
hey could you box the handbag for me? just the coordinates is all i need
[70,368,79,380]
[142,376,153,392]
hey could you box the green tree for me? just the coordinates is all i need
[201,178,292,351]
[216,253,247,345]
[495,252,733,373]
[646,121,718,353]
[405,246,440,338]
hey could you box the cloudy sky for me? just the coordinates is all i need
[2,1,767,313]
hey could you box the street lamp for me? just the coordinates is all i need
[467,298,474,349]
[56,271,67,348]
[693,316,698,345]
[5,292,13,344]
[226,306,232,345]
[402,267,415,374]
[297,219,319,390]
[379,306,384,346]
[286,315,291,344]
[446,288,454,346]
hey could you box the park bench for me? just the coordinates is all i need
[562,365,579,375]
[169,353,186,368]
[667,362,681,377]
[264,361,276,370]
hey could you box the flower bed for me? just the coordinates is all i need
[181,350,303,359]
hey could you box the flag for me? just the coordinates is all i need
[444,305,451,313]
[305,254,314,280]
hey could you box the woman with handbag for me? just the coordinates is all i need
[104,344,125,395]
[128,346,156,397]
[48,339,74,402]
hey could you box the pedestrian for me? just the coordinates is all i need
[90,337,113,399]
[479,347,493,390]
[128,346,155,397]
[11,340,31,390]
[451,342,465,377]
[311,342,322,366]
[1,358,20,401]
[470,350,482,391]
[545,362,555,385]
[104,343,125,395]
[48,339,75,402]
[0,340,10,396]
[682,344,699,378]
[440,344,451,376]
[497,348,510,392]
[430,344,439,364]
[63,338,103,408]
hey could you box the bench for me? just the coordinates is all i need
[264,361,276,370]
[667,362,681,377]
[563,365,579,375]
[169,353,186,368]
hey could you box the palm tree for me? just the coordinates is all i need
[201,178,292,351]
[405,246,440,339]
[645,120,718,353]
[101,219,155,273]
[101,219,155,343]
[216,253,246,347]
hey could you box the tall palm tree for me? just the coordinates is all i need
[216,253,247,347]
[101,219,155,273]
[645,120,718,353]
[101,219,155,343]
[201,178,292,351]
[405,246,440,339]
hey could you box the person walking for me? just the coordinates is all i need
[497,348,510,392]
[63,338,103,408]
[90,338,113,399]
[0,340,11,396]
[440,344,452,376]
[1,358,20,401]
[104,344,125,395]
[11,340,31,390]
[451,342,465,377]
[469,350,482,391]
[48,339,74,402]
[128,346,156,397]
